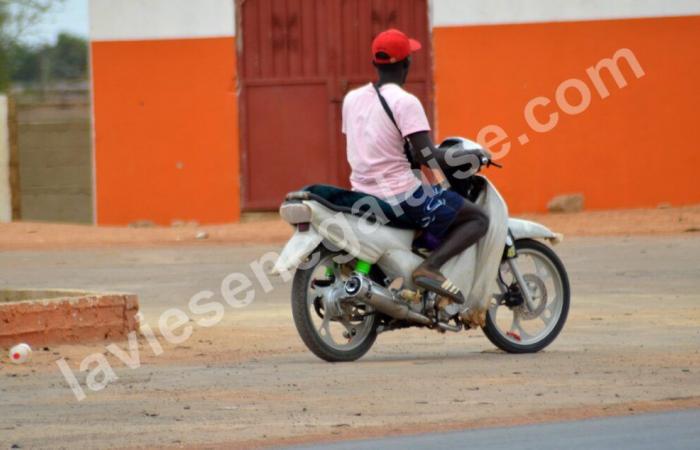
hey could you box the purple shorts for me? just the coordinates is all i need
[397,185,465,250]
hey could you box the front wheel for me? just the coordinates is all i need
[482,238,570,353]
[291,247,378,362]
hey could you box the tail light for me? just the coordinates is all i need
[279,202,312,225]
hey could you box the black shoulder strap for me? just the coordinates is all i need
[372,83,419,169]
[372,83,403,136]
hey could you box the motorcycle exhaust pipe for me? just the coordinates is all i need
[344,275,432,326]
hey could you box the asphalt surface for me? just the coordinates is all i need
[282,409,700,450]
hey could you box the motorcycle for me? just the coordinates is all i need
[273,137,570,362]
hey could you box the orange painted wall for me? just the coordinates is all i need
[91,37,239,225]
[433,15,700,213]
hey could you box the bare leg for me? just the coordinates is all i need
[412,202,489,302]
[423,201,489,269]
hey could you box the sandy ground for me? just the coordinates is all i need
[0,205,699,250]
[0,234,699,449]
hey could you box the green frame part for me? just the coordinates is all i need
[355,259,372,275]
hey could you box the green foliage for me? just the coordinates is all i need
[5,33,88,84]
[6,39,37,81]
[1,1,56,42]
[46,33,88,80]
[0,0,73,91]
[0,2,10,91]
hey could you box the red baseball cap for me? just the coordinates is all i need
[372,29,422,64]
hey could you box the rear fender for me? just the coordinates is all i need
[272,228,324,275]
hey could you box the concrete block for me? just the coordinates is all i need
[0,289,139,347]
[547,193,585,213]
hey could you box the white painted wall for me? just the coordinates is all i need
[0,95,11,223]
[432,0,700,27]
[88,1,700,41]
[89,0,236,41]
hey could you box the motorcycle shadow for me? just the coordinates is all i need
[285,348,549,365]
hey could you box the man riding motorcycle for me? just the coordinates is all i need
[341,28,490,304]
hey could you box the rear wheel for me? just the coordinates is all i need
[482,239,570,353]
[291,247,378,362]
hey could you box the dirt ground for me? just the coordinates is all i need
[0,208,699,449]
[0,204,698,250]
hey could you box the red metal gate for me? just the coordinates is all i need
[238,0,432,209]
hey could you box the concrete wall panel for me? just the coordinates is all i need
[17,100,93,223]
[0,95,11,222]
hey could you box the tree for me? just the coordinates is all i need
[3,33,88,85]
[6,39,39,82]
[48,32,87,80]
[0,3,10,90]
[0,0,63,91]
[1,0,57,42]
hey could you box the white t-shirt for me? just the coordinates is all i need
[342,83,430,199]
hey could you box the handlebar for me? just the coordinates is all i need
[437,138,503,173]
[479,151,502,169]
[485,157,502,169]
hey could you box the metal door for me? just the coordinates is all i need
[238,0,432,209]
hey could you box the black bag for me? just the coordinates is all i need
[372,83,420,170]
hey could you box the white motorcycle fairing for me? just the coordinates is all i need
[273,177,560,313]
[273,228,324,279]
[509,218,563,243]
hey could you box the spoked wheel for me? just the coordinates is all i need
[291,247,378,362]
[483,239,570,353]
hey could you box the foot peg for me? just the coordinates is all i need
[413,275,465,304]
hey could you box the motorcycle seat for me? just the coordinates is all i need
[284,184,417,229]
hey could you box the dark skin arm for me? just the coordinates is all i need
[407,131,482,180]
[406,131,443,168]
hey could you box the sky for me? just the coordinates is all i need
[20,0,88,45]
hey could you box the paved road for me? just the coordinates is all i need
[283,409,700,450]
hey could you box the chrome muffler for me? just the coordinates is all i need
[343,275,432,326]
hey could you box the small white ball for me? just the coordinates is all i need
[9,343,32,364]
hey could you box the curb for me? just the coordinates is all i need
[0,289,139,347]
